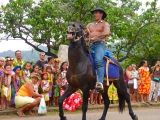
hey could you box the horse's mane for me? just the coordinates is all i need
[81,34,88,55]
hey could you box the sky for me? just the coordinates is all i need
[0,0,160,52]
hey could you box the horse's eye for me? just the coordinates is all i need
[72,24,75,27]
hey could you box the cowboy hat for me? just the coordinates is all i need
[91,7,107,20]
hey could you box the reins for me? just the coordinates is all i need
[86,27,91,47]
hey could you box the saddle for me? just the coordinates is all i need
[87,47,120,86]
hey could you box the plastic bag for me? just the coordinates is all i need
[38,97,47,114]
[108,82,118,101]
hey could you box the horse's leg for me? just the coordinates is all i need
[99,86,110,120]
[59,86,76,120]
[123,90,138,120]
[82,87,90,120]
[114,81,138,120]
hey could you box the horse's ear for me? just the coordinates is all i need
[76,22,86,30]
[79,24,86,30]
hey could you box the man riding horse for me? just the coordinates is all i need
[58,7,138,120]
[85,7,110,91]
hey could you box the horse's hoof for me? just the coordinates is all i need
[99,118,105,120]
[133,115,138,120]
[60,116,67,120]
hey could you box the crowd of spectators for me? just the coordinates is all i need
[0,50,160,116]
[0,50,82,116]
[124,60,160,104]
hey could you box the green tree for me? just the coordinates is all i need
[1,0,160,66]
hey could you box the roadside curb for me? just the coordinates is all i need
[0,102,160,116]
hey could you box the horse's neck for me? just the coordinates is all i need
[68,41,87,65]
[69,40,87,54]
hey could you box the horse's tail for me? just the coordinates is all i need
[118,92,125,113]
[117,65,126,113]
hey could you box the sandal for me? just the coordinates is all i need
[17,111,26,117]
[146,101,152,105]
[141,102,146,104]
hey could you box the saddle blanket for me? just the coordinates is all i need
[88,54,120,79]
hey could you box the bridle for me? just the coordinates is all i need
[67,28,84,42]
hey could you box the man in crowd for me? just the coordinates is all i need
[35,52,46,72]
[12,50,25,68]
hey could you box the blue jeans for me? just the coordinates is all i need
[91,41,106,83]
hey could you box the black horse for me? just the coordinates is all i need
[58,22,138,120]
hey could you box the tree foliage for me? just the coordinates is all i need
[0,0,160,66]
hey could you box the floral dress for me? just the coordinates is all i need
[21,70,30,85]
[42,80,50,101]
[138,67,150,94]
[60,78,83,112]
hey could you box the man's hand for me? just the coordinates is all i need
[83,29,89,35]
[90,37,95,41]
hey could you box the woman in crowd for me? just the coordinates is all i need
[124,65,130,93]
[138,60,150,104]
[131,64,140,102]
[148,61,160,104]
[126,64,137,102]
[15,73,42,116]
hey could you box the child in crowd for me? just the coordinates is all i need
[31,64,40,75]
[43,57,55,73]
[54,74,62,106]
[1,64,12,109]
[60,62,68,78]
[5,57,14,69]
[31,65,40,93]
[11,66,21,108]
[41,72,50,107]
[46,66,54,106]
[21,62,31,85]
[54,59,61,84]
[0,57,5,110]
[131,64,140,102]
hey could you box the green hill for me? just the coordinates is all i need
[0,46,47,63]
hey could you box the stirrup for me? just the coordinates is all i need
[95,82,103,90]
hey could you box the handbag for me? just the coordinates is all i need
[153,77,160,82]
[108,82,119,101]
[38,97,47,114]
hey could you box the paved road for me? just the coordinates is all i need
[1,108,160,120]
